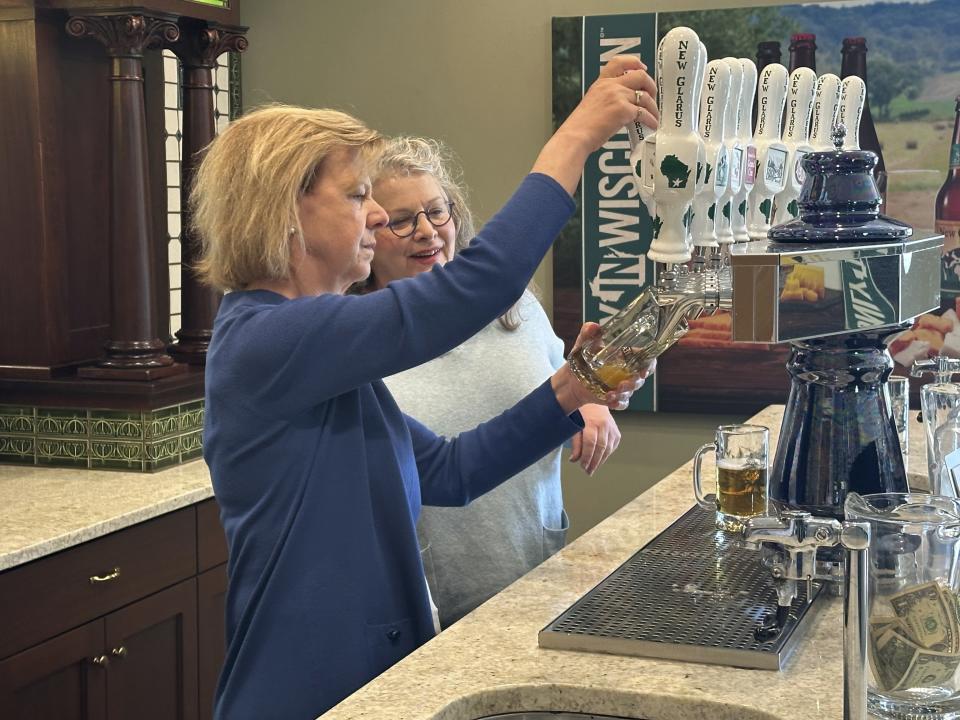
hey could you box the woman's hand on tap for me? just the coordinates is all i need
[533,55,659,195]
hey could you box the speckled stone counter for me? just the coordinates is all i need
[0,460,212,572]
[322,405,928,720]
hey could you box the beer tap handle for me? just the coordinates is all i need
[732,58,758,242]
[647,26,704,264]
[716,58,744,246]
[692,59,733,251]
[747,63,789,240]
[809,73,842,151]
[773,67,816,224]
[839,76,867,151]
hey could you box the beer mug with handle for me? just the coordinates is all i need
[693,424,770,531]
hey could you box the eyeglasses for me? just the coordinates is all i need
[385,202,455,238]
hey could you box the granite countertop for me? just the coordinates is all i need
[322,405,929,720]
[0,459,213,572]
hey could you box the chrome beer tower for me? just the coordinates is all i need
[629,27,941,521]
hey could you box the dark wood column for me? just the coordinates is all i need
[67,12,186,381]
[168,20,248,365]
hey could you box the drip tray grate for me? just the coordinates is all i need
[538,505,822,670]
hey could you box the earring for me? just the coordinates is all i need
[289,226,297,236]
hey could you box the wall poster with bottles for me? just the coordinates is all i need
[552,0,958,414]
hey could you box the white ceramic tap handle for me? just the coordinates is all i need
[755,64,788,141]
[783,67,817,145]
[717,57,744,245]
[732,58,757,242]
[746,63,789,240]
[809,73,842,151]
[691,59,732,249]
[647,26,704,264]
[838,75,866,151]
[773,67,817,224]
[692,41,708,196]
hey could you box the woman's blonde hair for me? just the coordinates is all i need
[365,136,527,331]
[191,104,383,292]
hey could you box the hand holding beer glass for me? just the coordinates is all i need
[693,424,770,531]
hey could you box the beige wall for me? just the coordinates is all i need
[240,0,815,315]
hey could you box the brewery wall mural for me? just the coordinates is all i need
[551,0,959,413]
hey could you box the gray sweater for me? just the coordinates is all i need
[383,290,568,627]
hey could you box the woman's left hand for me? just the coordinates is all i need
[569,404,621,475]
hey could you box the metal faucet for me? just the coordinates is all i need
[742,510,871,720]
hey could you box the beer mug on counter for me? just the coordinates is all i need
[693,424,770,531]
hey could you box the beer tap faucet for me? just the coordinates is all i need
[742,511,871,720]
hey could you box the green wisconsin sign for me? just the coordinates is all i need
[581,13,658,410]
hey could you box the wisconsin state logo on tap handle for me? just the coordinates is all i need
[746,63,789,240]
[773,67,816,224]
[808,73,842,152]
[838,75,866,150]
[645,26,705,264]
[716,57,744,245]
[691,59,733,251]
[732,58,758,242]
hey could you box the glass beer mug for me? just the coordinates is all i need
[693,424,770,531]
[567,286,678,400]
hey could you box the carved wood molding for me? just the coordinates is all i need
[171,22,248,69]
[66,13,180,58]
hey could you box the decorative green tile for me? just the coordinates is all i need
[0,436,35,462]
[90,416,145,440]
[37,409,88,437]
[146,415,180,439]
[0,400,207,473]
[37,437,89,460]
[0,408,35,435]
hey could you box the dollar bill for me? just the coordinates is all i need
[873,628,920,691]
[894,646,960,691]
[889,581,958,653]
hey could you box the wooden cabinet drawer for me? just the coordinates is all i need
[0,506,196,659]
[196,499,227,572]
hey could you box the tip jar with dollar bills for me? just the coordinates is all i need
[846,492,960,719]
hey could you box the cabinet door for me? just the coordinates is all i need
[104,578,198,720]
[0,619,107,720]
[197,565,227,720]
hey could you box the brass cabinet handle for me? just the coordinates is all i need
[110,646,127,658]
[91,655,109,667]
[89,567,121,584]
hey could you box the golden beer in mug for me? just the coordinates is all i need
[693,425,770,531]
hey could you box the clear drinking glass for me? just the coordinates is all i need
[692,424,769,531]
[887,376,910,474]
[846,492,960,720]
[923,383,960,498]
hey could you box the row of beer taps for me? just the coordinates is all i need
[627,26,868,343]
[632,25,866,265]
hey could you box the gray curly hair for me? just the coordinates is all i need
[364,136,526,330]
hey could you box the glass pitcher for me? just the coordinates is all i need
[845,492,960,719]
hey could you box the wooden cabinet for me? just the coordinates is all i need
[0,499,227,720]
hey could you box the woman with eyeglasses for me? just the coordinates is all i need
[361,136,626,629]
[195,55,657,720]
